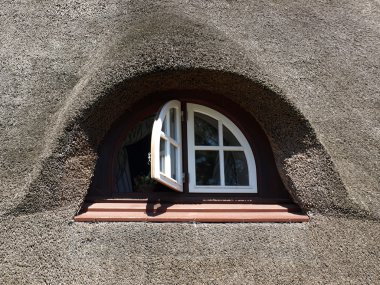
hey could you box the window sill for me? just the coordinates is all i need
[74,199,309,223]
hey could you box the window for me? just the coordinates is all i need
[87,92,292,199]
[76,93,308,222]
[151,100,257,194]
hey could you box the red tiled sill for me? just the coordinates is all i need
[74,201,309,223]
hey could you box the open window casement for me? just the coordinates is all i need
[151,100,183,192]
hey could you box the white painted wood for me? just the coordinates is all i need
[218,120,225,186]
[151,100,183,192]
[194,146,243,151]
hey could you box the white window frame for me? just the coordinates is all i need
[151,100,183,192]
[151,101,257,194]
[187,103,257,193]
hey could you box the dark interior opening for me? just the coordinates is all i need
[127,135,151,190]
[115,114,172,194]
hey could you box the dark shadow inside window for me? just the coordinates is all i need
[115,115,172,194]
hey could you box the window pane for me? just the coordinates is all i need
[160,138,166,173]
[194,112,219,146]
[223,125,241,146]
[224,151,249,186]
[195,151,220,185]
[169,108,177,140]
[170,144,177,180]
[162,115,168,135]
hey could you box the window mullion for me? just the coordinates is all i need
[194,146,220,151]
[220,146,244,151]
[168,137,179,147]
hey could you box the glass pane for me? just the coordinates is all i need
[170,144,177,180]
[223,125,241,146]
[224,151,249,186]
[160,138,166,173]
[195,151,220,185]
[169,108,177,140]
[162,115,168,135]
[194,112,219,146]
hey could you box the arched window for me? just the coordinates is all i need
[76,92,308,222]
[151,100,257,193]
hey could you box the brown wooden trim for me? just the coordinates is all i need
[181,100,189,193]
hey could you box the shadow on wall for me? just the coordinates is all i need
[8,69,368,218]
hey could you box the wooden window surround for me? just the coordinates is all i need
[75,91,309,223]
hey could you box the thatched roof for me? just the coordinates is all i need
[1,1,379,284]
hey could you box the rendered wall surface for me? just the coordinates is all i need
[0,1,379,284]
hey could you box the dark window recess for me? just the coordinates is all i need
[80,91,308,223]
